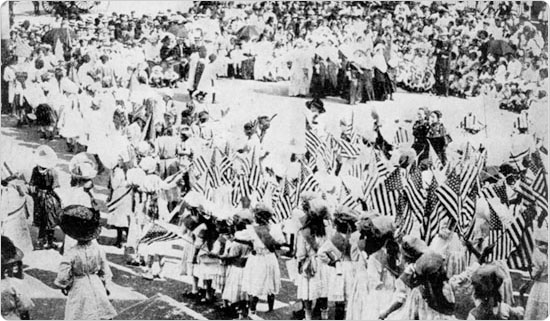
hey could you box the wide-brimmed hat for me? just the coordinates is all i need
[139,156,157,174]
[401,235,428,262]
[305,98,325,113]
[471,264,505,299]
[59,205,101,242]
[69,153,98,179]
[35,145,58,169]
[1,236,24,266]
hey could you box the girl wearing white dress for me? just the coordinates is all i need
[242,204,285,315]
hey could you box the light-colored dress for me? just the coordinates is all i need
[429,232,467,277]
[242,225,283,297]
[524,247,548,320]
[1,277,34,320]
[221,238,250,303]
[54,242,117,320]
[294,229,330,301]
[106,167,132,228]
[346,245,396,320]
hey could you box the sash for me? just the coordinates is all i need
[254,225,279,253]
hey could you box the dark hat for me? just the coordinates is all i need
[252,203,275,225]
[471,264,505,299]
[401,235,428,262]
[333,207,358,233]
[198,110,209,121]
[431,110,443,119]
[305,98,325,113]
[415,251,446,278]
[1,236,24,266]
[59,205,101,242]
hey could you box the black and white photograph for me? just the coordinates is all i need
[0,1,548,320]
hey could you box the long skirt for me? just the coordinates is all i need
[64,274,117,320]
[106,187,132,228]
[241,58,255,80]
[33,190,61,237]
[327,261,356,302]
[373,68,393,101]
[524,280,548,320]
[222,265,247,303]
[242,252,280,297]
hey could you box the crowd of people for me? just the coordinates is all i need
[0,1,548,321]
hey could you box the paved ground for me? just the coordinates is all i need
[2,5,547,319]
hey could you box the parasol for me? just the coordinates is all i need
[42,28,77,47]
[480,39,515,60]
[236,25,261,41]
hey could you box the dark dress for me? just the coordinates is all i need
[412,119,430,162]
[310,57,327,99]
[427,122,447,165]
[30,167,61,238]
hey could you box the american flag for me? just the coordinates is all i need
[507,206,535,269]
[296,161,319,201]
[396,203,415,237]
[273,177,294,223]
[192,176,213,201]
[362,153,390,203]
[332,136,361,159]
[370,167,403,217]
[192,154,209,177]
[436,168,461,230]
[393,127,411,146]
[139,222,182,245]
[206,149,222,189]
[460,150,486,200]
[459,194,477,234]
[247,150,263,193]
[532,169,548,216]
[486,202,516,262]
[421,176,445,244]
[403,162,426,223]
[218,148,234,184]
[231,174,250,207]
[481,183,508,206]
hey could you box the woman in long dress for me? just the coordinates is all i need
[289,41,312,97]
[29,145,61,250]
[54,206,117,320]
[106,159,132,248]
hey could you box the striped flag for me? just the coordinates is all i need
[532,169,548,214]
[331,136,361,159]
[218,148,234,184]
[393,127,411,146]
[248,150,262,193]
[206,149,222,189]
[192,155,209,177]
[507,206,535,269]
[396,203,415,237]
[273,177,294,223]
[370,167,403,217]
[139,221,182,245]
[403,162,426,223]
[486,202,516,262]
[296,161,319,200]
[459,194,477,234]
[422,176,444,244]
[460,150,486,200]
[436,169,461,229]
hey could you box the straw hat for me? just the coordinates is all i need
[401,235,428,262]
[139,156,157,174]
[35,145,57,169]
[69,153,98,179]
[59,205,101,242]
